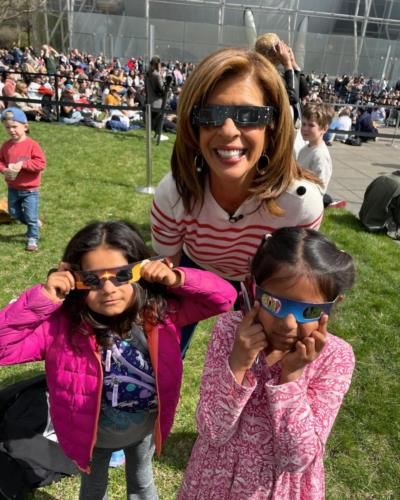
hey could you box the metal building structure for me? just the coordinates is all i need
[41,0,400,80]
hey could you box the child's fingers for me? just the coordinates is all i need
[311,314,329,353]
[311,330,327,354]
[45,272,75,300]
[318,314,329,335]
[301,336,316,358]
[140,260,177,286]
[241,301,260,327]
[57,273,75,292]
[58,261,72,272]
[295,340,308,358]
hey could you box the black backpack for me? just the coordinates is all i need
[0,375,78,499]
[359,174,400,238]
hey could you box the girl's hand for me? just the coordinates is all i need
[140,259,182,287]
[43,262,75,302]
[229,302,268,384]
[279,314,329,384]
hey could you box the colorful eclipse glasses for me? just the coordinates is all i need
[255,285,335,323]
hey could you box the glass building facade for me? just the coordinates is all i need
[44,0,400,79]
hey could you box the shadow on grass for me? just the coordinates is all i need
[324,210,366,233]
[67,168,161,189]
[28,490,59,500]
[102,129,146,142]
[156,431,197,470]
[0,233,26,244]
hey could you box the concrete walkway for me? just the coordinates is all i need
[328,130,400,216]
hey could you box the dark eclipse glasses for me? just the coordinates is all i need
[255,285,335,323]
[73,263,143,290]
[73,257,170,290]
[192,104,276,128]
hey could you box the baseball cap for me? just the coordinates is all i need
[1,108,28,124]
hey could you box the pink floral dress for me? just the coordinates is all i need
[178,312,355,499]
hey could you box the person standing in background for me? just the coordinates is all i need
[255,32,309,157]
[0,108,46,252]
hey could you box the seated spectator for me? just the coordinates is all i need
[77,76,92,100]
[2,72,18,107]
[104,85,121,108]
[108,69,124,88]
[324,107,352,145]
[355,107,378,142]
[371,105,386,125]
[59,84,83,124]
[13,80,43,121]
[122,87,141,118]
[163,113,177,134]
[27,75,44,102]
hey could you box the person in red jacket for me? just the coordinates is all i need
[0,107,46,251]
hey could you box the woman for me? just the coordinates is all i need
[13,80,43,121]
[150,48,324,352]
[145,55,167,139]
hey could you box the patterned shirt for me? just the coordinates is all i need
[178,311,355,499]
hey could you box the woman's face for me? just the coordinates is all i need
[199,74,267,188]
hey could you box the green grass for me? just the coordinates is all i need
[0,123,399,499]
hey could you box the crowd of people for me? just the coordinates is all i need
[0,44,193,135]
[0,35,379,499]
[1,43,399,136]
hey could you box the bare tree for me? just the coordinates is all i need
[0,0,47,25]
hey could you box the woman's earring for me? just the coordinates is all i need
[256,153,270,176]
[194,153,204,173]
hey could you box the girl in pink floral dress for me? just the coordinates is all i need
[179,227,356,499]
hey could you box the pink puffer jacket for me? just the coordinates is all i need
[0,268,236,471]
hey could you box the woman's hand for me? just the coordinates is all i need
[279,314,329,384]
[140,259,182,287]
[43,262,75,302]
[275,41,293,69]
[229,303,268,384]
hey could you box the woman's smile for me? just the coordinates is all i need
[214,147,247,162]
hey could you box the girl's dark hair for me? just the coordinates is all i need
[251,227,355,301]
[62,220,168,346]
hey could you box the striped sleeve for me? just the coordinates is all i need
[151,173,186,256]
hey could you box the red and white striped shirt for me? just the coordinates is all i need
[151,172,323,281]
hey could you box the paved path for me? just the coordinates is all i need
[328,130,400,216]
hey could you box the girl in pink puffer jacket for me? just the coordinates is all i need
[0,220,236,500]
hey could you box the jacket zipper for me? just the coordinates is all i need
[87,346,103,472]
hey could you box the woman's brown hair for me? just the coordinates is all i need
[172,47,316,215]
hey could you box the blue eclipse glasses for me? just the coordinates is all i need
[192,104,276,128]
[255,285,335,323]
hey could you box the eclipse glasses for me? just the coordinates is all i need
[255,285,335,323]
[192,105,276,128]
[73,257,169,290]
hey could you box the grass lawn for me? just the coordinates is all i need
[0,123,399,499]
